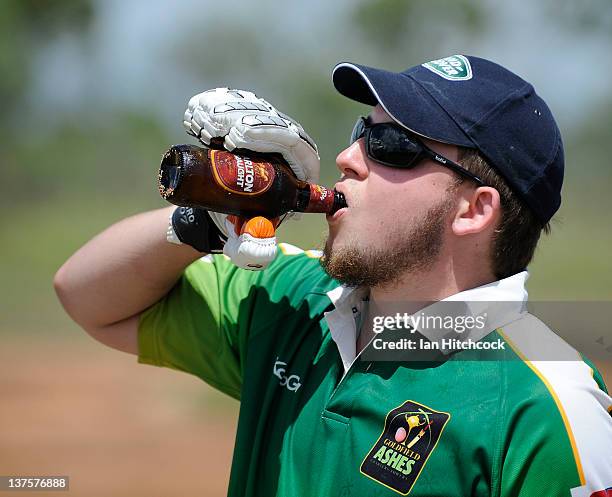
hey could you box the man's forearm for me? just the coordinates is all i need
[54,206,203,330]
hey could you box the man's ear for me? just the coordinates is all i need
[452,187,500,236]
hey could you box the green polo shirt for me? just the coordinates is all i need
[137,244,612,497]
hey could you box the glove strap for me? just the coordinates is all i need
[169,207,226,253]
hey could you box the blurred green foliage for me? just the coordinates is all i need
[353,0,485,55]
[1,0,611,339]
[0,0,94,130]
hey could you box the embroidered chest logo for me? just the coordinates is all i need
[272,357,302,392]
[360,400,451,495]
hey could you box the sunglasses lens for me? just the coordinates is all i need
[350,118,366,145]
[368,125,421,167]
[348,117,485,185]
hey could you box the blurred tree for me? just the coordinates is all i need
[1,109,169,208]
[351,0,486,68]
[0,0,94,131]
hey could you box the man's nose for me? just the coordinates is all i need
[335,140,369,179]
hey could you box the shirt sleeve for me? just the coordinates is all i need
[137,254,261,400]
[496,366,612,497]
[497,393,583,497]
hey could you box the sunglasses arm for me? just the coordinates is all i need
[426,149,486,186]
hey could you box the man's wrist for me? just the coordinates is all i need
[166,215,184,245]
[168,207,226,253]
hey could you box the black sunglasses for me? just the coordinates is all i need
[351,116,486,186]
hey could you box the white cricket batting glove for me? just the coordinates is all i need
[182,88,320,271]
[221,215,279,271]
[167,207,278,271]
[183,87,320,183]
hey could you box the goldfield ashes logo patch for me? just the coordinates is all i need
[422,55,472,81]
[360,400,451,495]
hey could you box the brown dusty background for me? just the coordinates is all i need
[1,333,610,497]
[0,335,237,497]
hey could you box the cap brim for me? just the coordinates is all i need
[332,62,474,147]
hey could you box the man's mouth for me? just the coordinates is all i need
[326,206,348,223]
[328,184,349,222]
[333,183,350,207]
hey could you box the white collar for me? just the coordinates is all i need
[325,271,529,372]
[443,271,529,303]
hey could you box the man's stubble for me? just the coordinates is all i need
[320,198,454,288]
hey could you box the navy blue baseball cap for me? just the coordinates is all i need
[332,55,564,223]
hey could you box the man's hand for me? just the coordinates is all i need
[181,88,321,271]
[168,207,226,254]
[222,215,279,271]
[168,208,278,270]
[183,88,320,183]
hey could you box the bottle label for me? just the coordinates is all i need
[305,184,335,213]
[209,150,276,196]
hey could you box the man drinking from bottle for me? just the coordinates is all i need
[54,55,612,497]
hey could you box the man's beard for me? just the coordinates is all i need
[320,199,452,288]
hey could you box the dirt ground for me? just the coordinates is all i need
[1,334,610,497]
[0,334,238,497]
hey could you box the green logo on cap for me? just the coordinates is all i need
[422,55,472,81]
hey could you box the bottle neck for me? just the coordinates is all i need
[295,185,346,214]
[332,190,347,213]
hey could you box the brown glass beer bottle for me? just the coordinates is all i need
[158,144,346,218]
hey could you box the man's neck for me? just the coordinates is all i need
[370,256,496,306]
[356,259,496,353]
